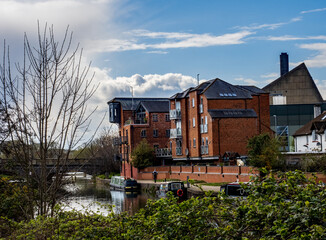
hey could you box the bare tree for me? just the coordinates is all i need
[0,23,99,218]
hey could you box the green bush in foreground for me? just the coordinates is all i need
[1,170,326,239]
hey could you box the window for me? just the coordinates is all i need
[192,98,195,107]
[153,144,159,149]
[166,129,170,138]
[141,130,146,138]
[153,129,158,138]
[193,117,195,127]
[153,114,158,122]
[165,114,170,122]
[193,138,196,148]
[200,97,203,113]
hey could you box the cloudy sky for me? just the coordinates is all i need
[1,0,326,136]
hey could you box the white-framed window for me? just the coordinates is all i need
[193,138,196,148]
[192,98,195,107]
[193,117,195,127]
[165,114,170,122]
[205,116,208,124]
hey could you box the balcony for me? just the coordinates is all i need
[176,147,182,156]
[155,148,172,158]
[170,128,182,138]
[201,145,208,155]
[113,136,128,145]
[170,109,181,120]
[200,124,208,133]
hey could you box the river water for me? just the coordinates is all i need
[60,174,157,215]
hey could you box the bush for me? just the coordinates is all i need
[2,170,326,239]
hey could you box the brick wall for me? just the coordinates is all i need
[136,166,260,183]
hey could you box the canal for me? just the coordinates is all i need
[60,174,157,215]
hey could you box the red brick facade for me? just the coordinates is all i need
[169,79,272,163]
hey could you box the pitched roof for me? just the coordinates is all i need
[170,78,262,100]
[236,85,267,95]
[208,109,257,119]
[263,63,324,103]
[293,111,326,136]
[107,97,168,110]
[138,101,169,113]
[202,79,253,99]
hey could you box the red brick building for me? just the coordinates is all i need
[169,78,271,165]
[108,98,171,177]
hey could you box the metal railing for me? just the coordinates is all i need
[201,145,208,155]
[169,109,181,120]
[170,128,182,138]
[200,124,208,133]
[113,136,128,145]
[155,148,172,157]
[176,147,182,156]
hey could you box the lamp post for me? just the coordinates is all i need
[273,115,277,138]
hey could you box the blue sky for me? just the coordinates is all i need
[1,0,326,132]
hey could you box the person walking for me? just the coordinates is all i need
[152,170,158,183]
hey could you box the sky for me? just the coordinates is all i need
[1,0,326,137]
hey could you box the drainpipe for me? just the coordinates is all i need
[218,118,221,162]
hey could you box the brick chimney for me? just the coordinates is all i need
[280,52,289,76]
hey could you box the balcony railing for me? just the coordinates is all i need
[200,124,208,133]
[170,128,182,138]
[176,147,182,156]
[155,148,172,157]
[200,145,209,155]
[114,136,128,145]
[169,109,181,120]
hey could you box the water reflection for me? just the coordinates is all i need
[61,176,156,215]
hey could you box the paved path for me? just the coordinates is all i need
[137,180,221,193]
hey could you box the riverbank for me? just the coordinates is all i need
[96,177,221,197]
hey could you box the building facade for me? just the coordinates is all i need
[263,53,326,151]
[169,78,271,164]
[293,111,326,152]
[108,98,171,177]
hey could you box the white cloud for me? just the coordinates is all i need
[146,50,168,54]
[234,77,258,85]
[264,35,326,41]
[86,30,254,53]
[301,8,326,14]
[294,43,326,67]
[260,73,279,78]
[315,79,326,100]
[235,17,302,31]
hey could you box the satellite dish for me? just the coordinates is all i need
[185,148,189,156]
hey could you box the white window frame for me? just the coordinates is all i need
[192,98,195,107]
[193,117,195,127]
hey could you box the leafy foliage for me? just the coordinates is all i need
[2,171,326,239]
[247,133,285,170]
[131,139,155,169]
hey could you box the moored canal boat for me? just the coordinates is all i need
[110,176,139,191]
[157,181,187,199]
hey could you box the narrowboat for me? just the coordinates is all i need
[110,176,138,191]
[157,181,187,199]
[220,182,248,197]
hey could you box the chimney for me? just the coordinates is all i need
[280,52,289,76]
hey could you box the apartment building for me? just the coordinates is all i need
[169,78,271,164]
[108,97,171,177]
